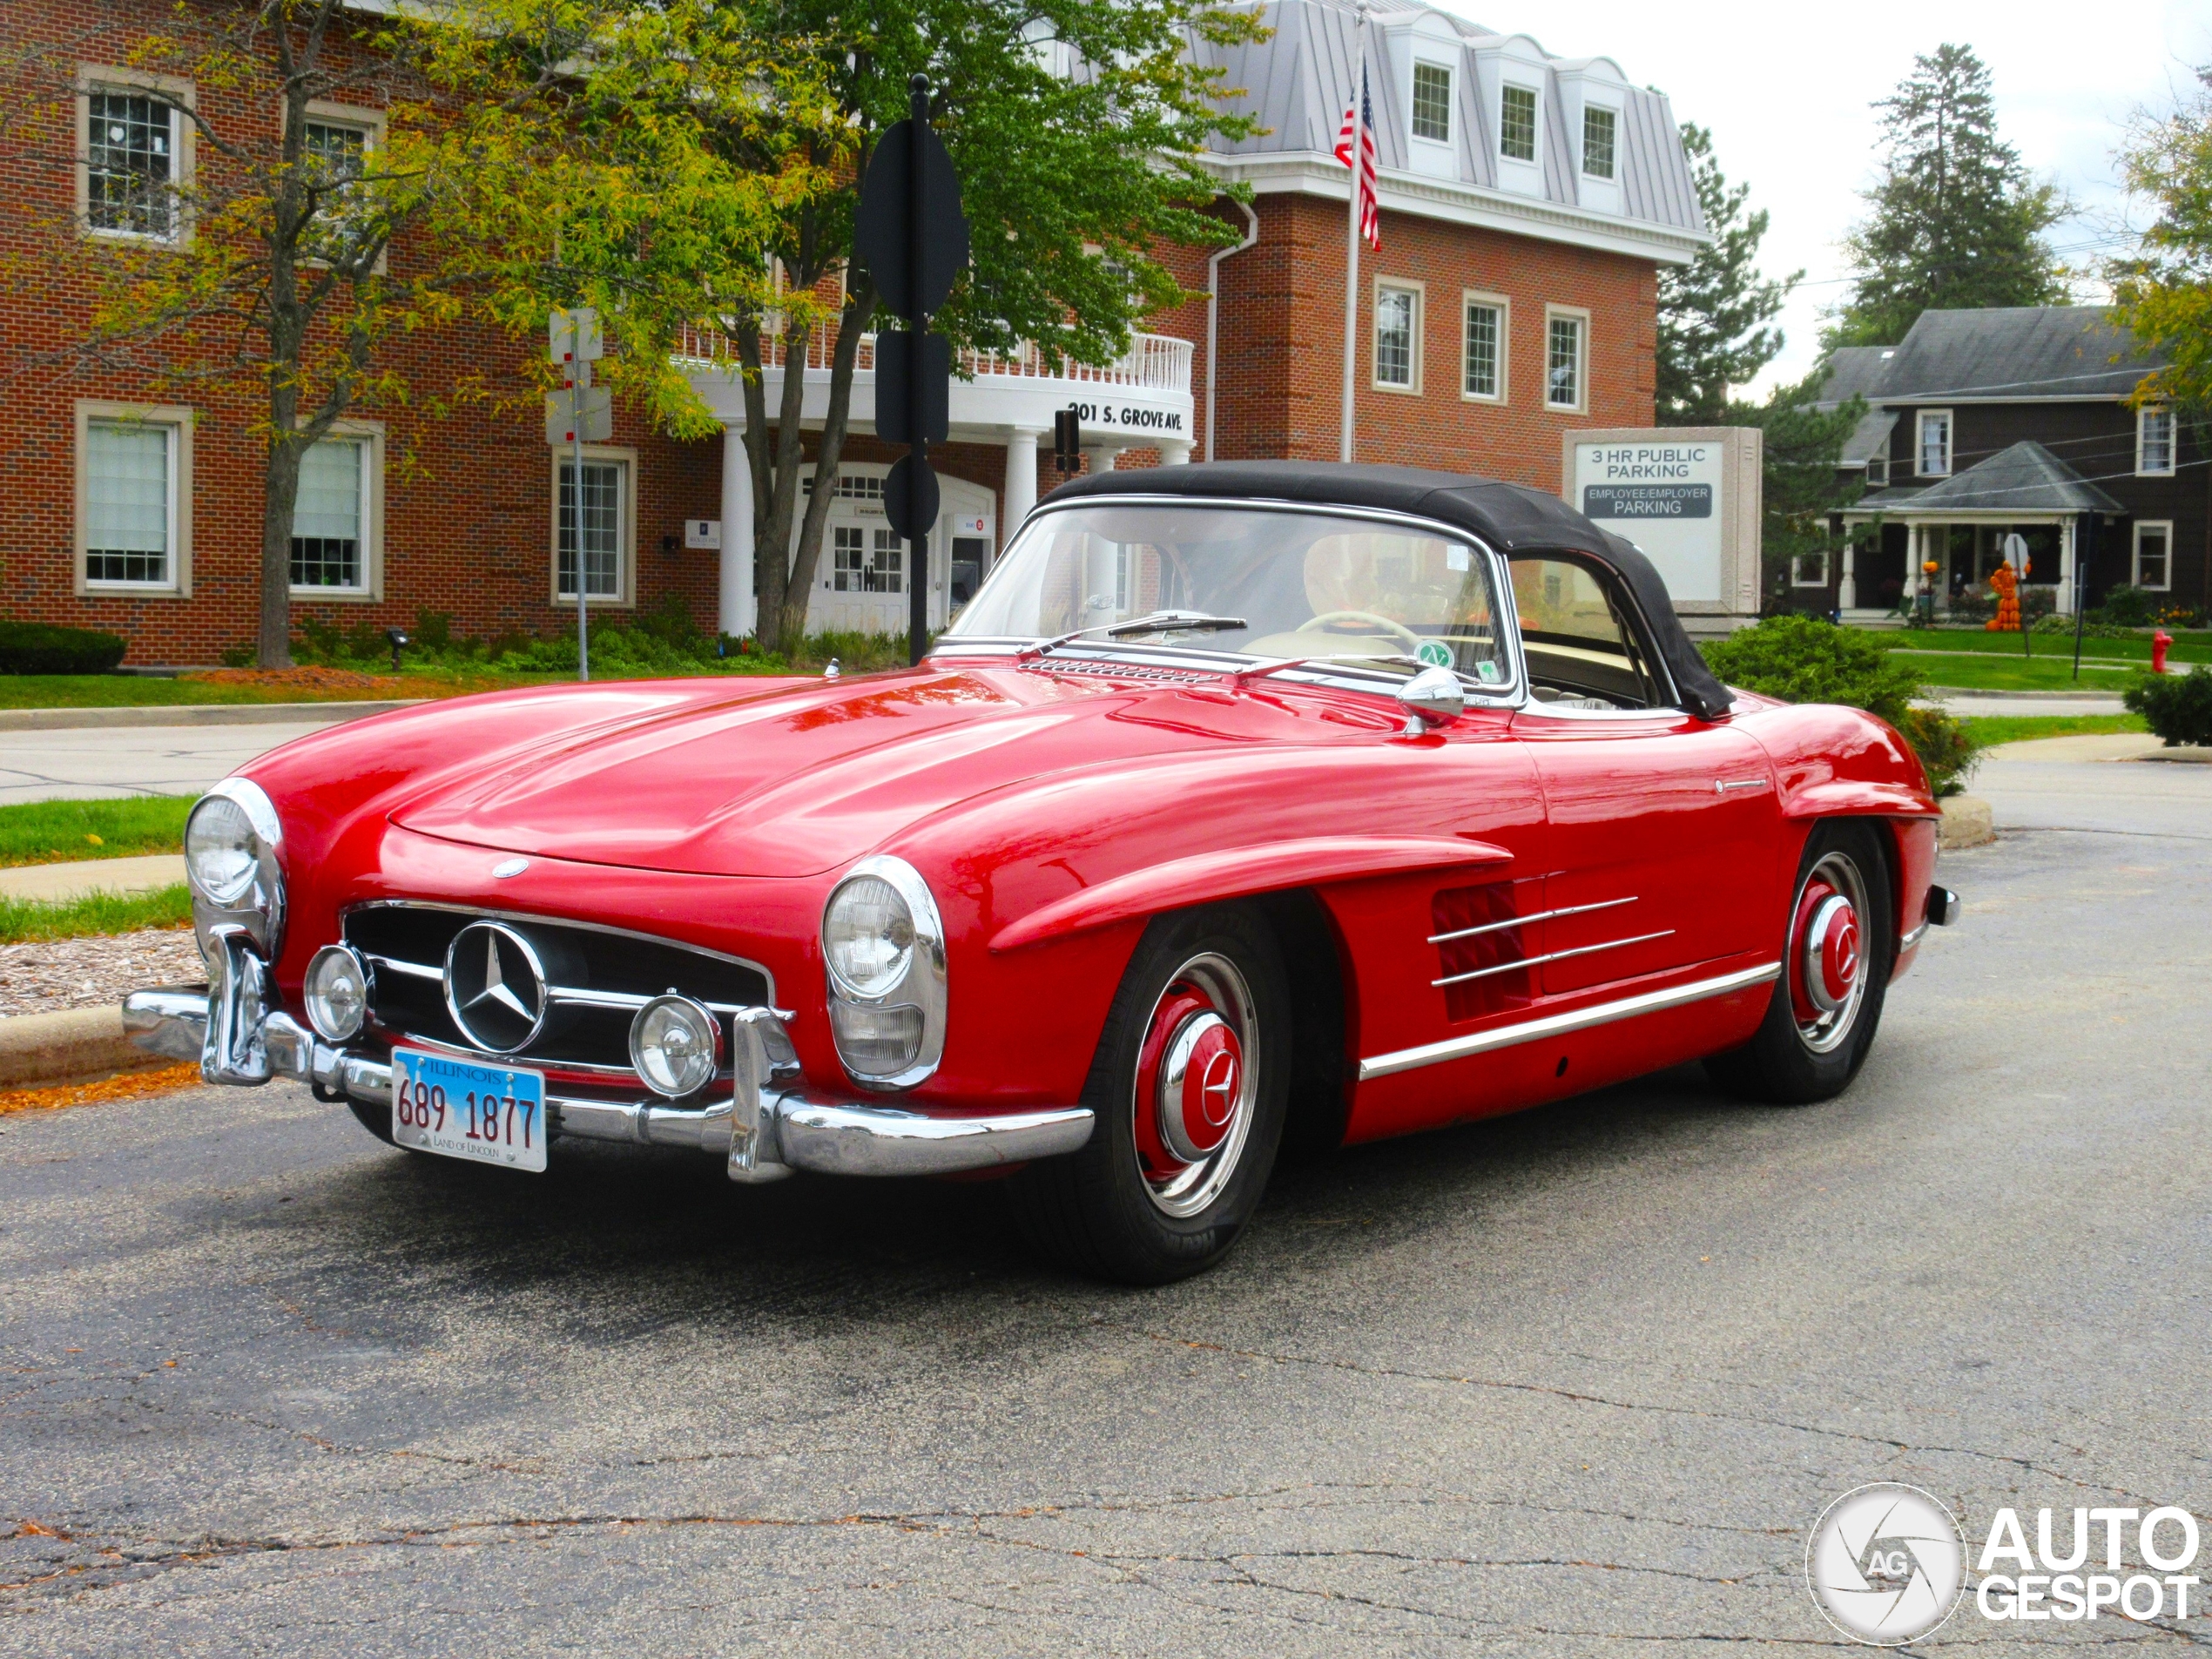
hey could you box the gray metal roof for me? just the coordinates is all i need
[1866,307,2162,402]
[1838,408,1897,468]
[1858,441,2124,516]
[1192,0,1705,238]
[1811,346,1894,409]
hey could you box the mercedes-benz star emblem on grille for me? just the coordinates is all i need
[442,921,548,1053]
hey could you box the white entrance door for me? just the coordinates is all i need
[802,466,995,636]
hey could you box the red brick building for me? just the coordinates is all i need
[3,0,1706,663]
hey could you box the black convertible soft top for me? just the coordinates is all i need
[1050,460,1735,721]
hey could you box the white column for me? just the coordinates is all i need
[1083,442,1127,475]
[718,423,754,638]
[1160,439,1193,466]
[2057,516,2075,614]
[1838,540,1857,610]
[1003,428,1039,536]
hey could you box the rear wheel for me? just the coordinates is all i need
[1706,820,1893,1105]
[1008,905,1291,1284]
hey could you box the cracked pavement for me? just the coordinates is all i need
[3,789,2208,1652]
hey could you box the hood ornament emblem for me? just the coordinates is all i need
[492,858,529,879]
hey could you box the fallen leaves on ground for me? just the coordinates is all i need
[0,1062,200,1117]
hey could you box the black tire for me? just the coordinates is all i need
[1706,819,1894,1106]
[1008,904,1292,1284]
[347,1096,399,1146]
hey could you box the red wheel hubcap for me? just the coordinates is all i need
[1135,981,1245,1173]
[1790,879,1861,1023]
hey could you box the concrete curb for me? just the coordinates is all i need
[1927,687,2133,702]
[0,1007,169,1090]
[0,699,428,732]
[1939,797,1995,851]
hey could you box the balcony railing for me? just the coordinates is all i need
[675,322,1191,393]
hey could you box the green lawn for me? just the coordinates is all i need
[1878,629,2212,665]
[1905,655,2145,692]
[0,796,198,868]
[0,669,568,709]
[0,885,193,944]
[1959,712,2148,747]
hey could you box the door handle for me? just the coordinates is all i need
[1715,778,1769,793]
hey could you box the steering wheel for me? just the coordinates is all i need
[1297,610,1423,654]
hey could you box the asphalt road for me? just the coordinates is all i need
[0,722,346,807]
[3,756,2209,1654]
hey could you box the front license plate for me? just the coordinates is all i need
[390,1047,548,1172]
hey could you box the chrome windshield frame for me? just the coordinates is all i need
[934,495,1531,710]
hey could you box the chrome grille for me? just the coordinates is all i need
[343,904,772,1075]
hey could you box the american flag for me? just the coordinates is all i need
[1335,64,1380,251]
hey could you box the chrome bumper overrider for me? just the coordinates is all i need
[121,961,1092,1183]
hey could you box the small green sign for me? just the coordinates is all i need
[1417,640,1453,668]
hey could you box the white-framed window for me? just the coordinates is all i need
[2137,407,2175,476]
[289,422,383,598]
[2134,521,2173,591]
[1916,409,1952,476]
[1499,84,1538,164]
[1581,106,1616,179]
[76,401,192,596]
[831,524,904,592]
[1411,62,1452,144]
[78,69,195,243]
[1373,280,1421,392]
[299,102,383,268]
[1462,293,1507,401]
[550,447,637,606]
[1544,307,1587,411]
[1865,449,1888,488]
[1792,550,1831,588]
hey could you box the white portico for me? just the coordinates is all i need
[678,327,1195,636]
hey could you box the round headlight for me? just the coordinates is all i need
[823,874,915,999]
[303,944,371,1042]
[629,995,722,1098]
[185,794,260,906]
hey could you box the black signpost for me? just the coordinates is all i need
[1053,407,1082,476]
[854,75,970,666]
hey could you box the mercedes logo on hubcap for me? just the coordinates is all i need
[443,921,548,1053]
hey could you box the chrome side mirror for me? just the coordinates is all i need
[1396,665,1465,732]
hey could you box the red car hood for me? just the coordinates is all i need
[390,664,1357,877]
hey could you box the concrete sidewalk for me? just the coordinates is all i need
[0,855,187,902]
[0,718,356,807]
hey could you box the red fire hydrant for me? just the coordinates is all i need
[2152,629,2174,675]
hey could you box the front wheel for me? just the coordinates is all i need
[1706,820,1894,1105]
[1008,905,1291,1284]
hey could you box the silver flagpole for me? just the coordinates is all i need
[1339,0,1369,465]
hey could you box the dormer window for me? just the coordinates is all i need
[1865,450,1888,488]
[1581,107,1615,179]
[1412,63,1452,144]
[1500,85,1538,164]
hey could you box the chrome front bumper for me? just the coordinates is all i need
[122,955,1092,1183]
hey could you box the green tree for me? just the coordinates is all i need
[1734,372,1871,604]
[1,3,502,666]
[682,0,1264,650]
[1827,44,2067,348]
[1656,124,1794,423]
[2109,68,2212,416]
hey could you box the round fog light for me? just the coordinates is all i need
[630,995,723,1098]
[303,944,371,1042]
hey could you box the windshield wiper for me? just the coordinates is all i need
[1016,610,1249,661]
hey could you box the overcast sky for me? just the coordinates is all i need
[1465,0,2212,396]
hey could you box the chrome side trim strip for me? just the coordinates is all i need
[1430,929,1674,988]
[1359,962,1782,1081]
[1426,896,1635,945]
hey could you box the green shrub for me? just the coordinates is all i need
[2096,585,2159,627]
[1703,615,1976,794]
[0,620,128,675]
[2124,671,2212,747]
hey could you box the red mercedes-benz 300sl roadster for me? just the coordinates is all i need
[128,462,1959,1282]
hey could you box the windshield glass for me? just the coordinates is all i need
[942,503,1511,683]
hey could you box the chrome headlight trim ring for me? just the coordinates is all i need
[821,854,948,1092]
[186,777,287,961]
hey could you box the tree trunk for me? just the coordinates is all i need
[743,317,813,652]
[258,379,302,669]
[779,282,878,644]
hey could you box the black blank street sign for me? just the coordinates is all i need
[1583,484,1713,520]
